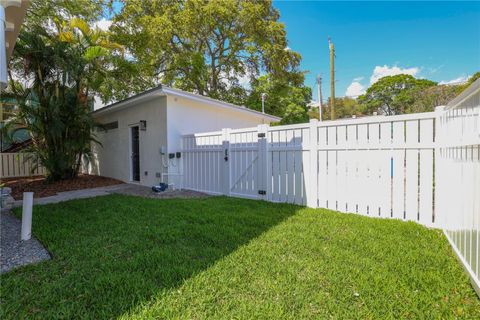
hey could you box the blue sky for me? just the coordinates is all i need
[273,1,480,101]
[103,1,480,101]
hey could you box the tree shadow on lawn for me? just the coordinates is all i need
[1,194,299,319]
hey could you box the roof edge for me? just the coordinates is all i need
[92,85,281,121]
[446,78,480,110]
[162,86,280,121]
[92,85,164,116]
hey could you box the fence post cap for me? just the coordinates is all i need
[309,118,319,124]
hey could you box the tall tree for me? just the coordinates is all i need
[109,0,303,106]
[7,18,122,181]
[358,74,436,115]
[24,0,109,29]
[309,97,364,121]
[247,74,311,124]
[409,85,462,113]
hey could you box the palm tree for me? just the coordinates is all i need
[7,18,123,181]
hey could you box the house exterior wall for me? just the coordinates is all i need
[89,93,275,188]
[165,94,273,152]
[90,97,168,187]
[164,94,274,187]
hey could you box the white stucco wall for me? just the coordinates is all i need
[90,91,276,188]
[164,94,274,187]
[165,94,273,153]
[91,97,168,187]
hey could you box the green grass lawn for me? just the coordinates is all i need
[1,195,479,319]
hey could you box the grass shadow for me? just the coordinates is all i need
[1,194,299,319]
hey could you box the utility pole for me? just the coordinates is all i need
[328,37,336,120]
[316,75,323,121]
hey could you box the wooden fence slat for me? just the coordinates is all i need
[0,153,46,179]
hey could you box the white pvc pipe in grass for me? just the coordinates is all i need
[21,192,33,241]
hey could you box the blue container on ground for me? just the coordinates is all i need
[152,183,168,193]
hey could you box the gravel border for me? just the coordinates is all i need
[1,211,51,274]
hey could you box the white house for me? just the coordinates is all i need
[89,85,280,187]
[0,0,28,89]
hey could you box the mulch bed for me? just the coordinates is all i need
[2,174,124,200]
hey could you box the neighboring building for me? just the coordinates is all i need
[88,85,280,187]
[1,0,28,152]
[0,0,28,89]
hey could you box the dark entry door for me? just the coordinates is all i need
[131,126,140,181]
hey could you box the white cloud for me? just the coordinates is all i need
[345,80,366,97]
[369,65,420,84]
[439,75,469,85]
[344,65,424,97]
[93,19,112,31]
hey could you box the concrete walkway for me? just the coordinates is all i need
[12,184,209,208]
[12,184,127,208]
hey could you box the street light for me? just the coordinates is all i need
[261,93,266,114]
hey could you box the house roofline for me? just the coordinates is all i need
[92,85,164,116]
[161,86,280,121]
[92,85,281,121]
[446,78,480,110]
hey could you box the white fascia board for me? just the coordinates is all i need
[93,85,282,122]
[92,87,165,117]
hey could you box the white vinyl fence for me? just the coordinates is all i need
[182,112,437,226]
[0,152,46,178]
[181,79,480,294]
[436,80,480,294]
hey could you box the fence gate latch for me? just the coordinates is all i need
[258,133,266,138]
[224,149,229,161]
[258,190,266,195]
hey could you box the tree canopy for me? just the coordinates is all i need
[247,74,311,124]
[358,74,437,115]
[109,0,306,107]
[309,97,364,121]
[24,0,109,29]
